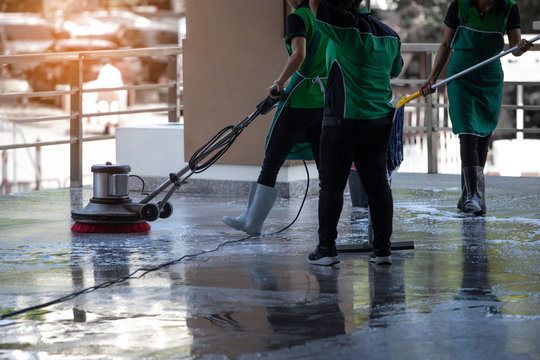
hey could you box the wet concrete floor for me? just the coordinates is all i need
[0,173,539,359]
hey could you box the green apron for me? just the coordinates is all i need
[266,70,326,160]
[447,0,508,136]
[265,8,327,160]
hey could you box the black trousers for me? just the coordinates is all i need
[257,107,323,188]
[318,123,393,257]
[459,134,491,168]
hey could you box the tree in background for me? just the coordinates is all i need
[519,2,540,34]
[391,0,448,42]
[391,0,539,42]
[0,0,42,12]
[0,0,184,14]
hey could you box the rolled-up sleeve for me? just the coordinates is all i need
[444,0,459,29]
[285,13,307,44]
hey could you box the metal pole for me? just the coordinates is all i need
[168,54,179,123]
[70,56,83,187]
[11,121,16,188]
[516,84,524,141]
[1,150,8,194]
[432,33,540,90]
[425,51,438,174]
[35,138,41,191]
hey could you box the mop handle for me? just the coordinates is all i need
[396,34,540,109]
[432,33,540,90]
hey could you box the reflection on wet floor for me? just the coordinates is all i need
[0,173,539,359]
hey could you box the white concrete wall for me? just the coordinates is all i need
[491,139,540,177]
[116,124,186,177]
[115,124,316,184]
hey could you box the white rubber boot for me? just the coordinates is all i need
[222,182,278,236]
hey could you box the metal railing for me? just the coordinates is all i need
[394,43,540,173]
[0,46,181,189]
[1,43,538,192]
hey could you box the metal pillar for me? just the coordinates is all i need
[516,84,524,140]
[168,54,179,123]
[425,51,438,174]
[69,56,83,188]
[35,138,41,191]
[1,150,8,194]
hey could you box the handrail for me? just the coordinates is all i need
[391,42,540,173]
[0,82,176,100]
[0,46,181,63]
[0,43,538,192]
[1,46,181,189]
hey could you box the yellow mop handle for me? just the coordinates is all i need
[396,91,421,109]
[396,34,540,109]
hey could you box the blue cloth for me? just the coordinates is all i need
[387,105,404,173]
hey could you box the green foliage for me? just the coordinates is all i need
[519,2,540,34]
[391,0,449,42]
[391,0,540,42]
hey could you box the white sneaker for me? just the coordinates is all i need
[370,253,392,265]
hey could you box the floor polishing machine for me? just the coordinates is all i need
[71,96,278,232]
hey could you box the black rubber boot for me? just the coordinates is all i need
[477,167,486,214]
[462,166,484,216]
[457,170,466,211]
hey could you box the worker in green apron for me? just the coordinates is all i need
[420,0,532,215]
[222,0,328,235]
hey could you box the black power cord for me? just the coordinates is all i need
[129,174,148,195]
[188,96,277,173]
[189,124,241,173]
[1,161,311,320]
[264,160,310,236]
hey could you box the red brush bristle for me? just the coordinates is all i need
[71,222,151,233]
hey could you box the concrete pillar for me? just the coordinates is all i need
[182,0,286,167]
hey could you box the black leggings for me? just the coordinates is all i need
[318,123,393,256]
[257,107,323,187]
[459,134,491,168]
